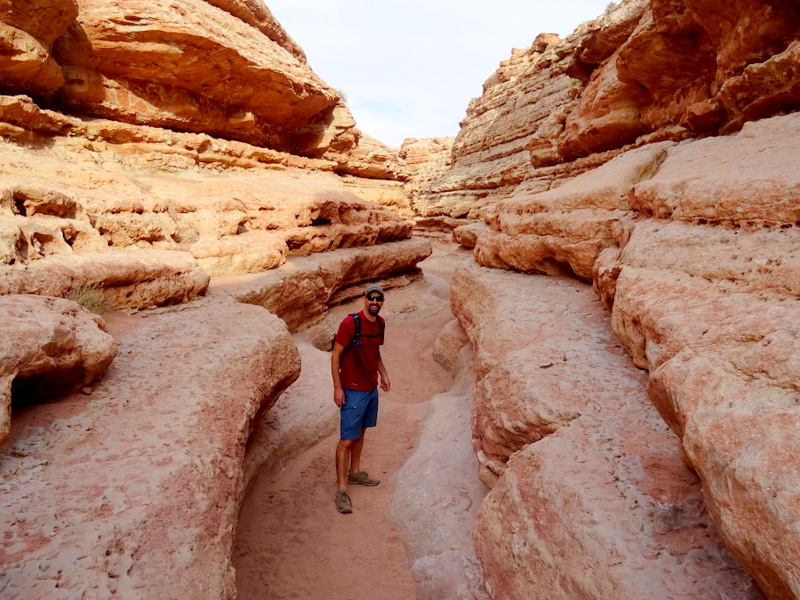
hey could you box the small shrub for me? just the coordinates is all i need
[606,1,618,11]
[65,283,113,314]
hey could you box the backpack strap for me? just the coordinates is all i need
[349,313,361,347]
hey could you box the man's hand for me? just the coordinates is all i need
[333,386,345,407]
[380,375,391,393]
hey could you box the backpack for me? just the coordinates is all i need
[330,313,384,353]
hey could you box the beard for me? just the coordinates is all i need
[367,303,381,316]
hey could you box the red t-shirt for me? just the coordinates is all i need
[334,311,385,391]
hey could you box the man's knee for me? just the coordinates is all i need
[339,438,355,449]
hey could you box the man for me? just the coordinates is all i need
[330,284,391,514]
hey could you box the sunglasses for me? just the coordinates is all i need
[366,295,384,302]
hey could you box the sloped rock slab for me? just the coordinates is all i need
[0,302,299,600]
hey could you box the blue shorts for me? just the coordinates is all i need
[340,388,379,440]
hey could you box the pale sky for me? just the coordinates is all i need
[267,1,613,148]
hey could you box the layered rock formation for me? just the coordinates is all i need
[399,136,453,216]
[0,0,422,308]
[416,0,800,219]
[430,1,800,598]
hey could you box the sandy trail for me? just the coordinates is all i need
[233,243,466,600]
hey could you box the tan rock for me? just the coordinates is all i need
[392,388,489,600]
[558,54,651,160]
[241,338,337,489]
[584,113,800,599]
[452,223,489,250]
[0,302,299,599]
[631,113,800,225]
[451,261,761,599]
[202,0,306,62]
[207,238,432,332]
[432,318,470,373]
[190,231,287,276]
[0,0,77,95]
[400,137,454,216]
[0,294,116,445]
[0,110,414,304]
[53,0,338,151]
[476,416,765,600]
[474,141,671,279]
[0,249,210,311]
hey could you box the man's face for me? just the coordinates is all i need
[364,292,384,316]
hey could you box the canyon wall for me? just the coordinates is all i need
[0,2,429,596]
[435,0,800,599]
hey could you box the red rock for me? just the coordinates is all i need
[0,294,116,445]
[0,302,299,599]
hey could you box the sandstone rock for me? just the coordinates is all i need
[207,238,432,332]
[241,339,337,489]
[52,0,338,152]
[392,388,489,600]
[343,176,412,219]
[0,112,414,303]
[414,4,646,218]
[475,416,765,600]
[0,249,210,311]
[630,112,800,225]
[475,141,671,279]
[190,231,287,276]
[452,222,488,249]
[432,318,470,374]
[451,261,763,600]
[0,0,77,95]
[400,137,454,216]
[584,121,800,599]
[420,0,800,220]
[0,302,299,599]
[0,294,116,445]
[331,130,410,182]
[203,0,306,62]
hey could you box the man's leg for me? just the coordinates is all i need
[336,438,354,490]
[348,428,367,475]
[335,438,354,514]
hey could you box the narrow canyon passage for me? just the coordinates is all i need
[233,242,472,600]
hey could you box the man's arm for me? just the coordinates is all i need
[331,342,346,407]
[377,349,391,393]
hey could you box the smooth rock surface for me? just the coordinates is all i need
[0,302,299,599]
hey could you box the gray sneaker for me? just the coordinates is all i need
[347,471,380,486]
[335,489,352,514]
